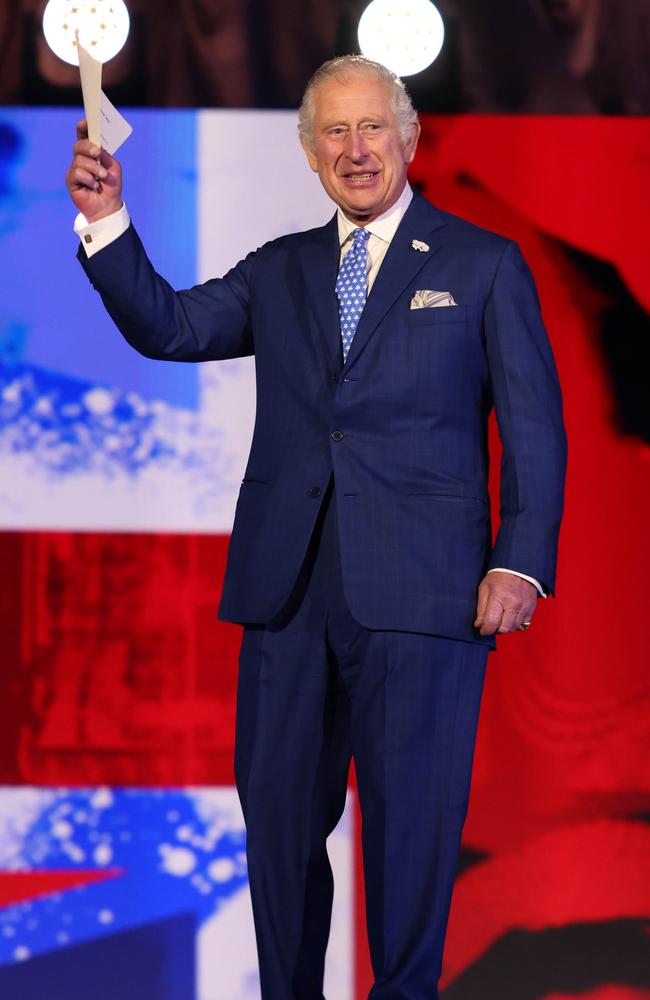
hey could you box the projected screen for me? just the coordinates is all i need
[0,108,332,533]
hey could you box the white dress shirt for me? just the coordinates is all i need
[74,189,545,597]
[74,202,130,257]
[337,180,413,290]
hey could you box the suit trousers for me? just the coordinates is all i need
[235,482,488,999]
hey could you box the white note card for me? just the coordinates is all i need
[77,32,102,146]
[99,91,133,155]
[77,32,133,155]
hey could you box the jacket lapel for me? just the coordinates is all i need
[297,214,342,372]
[343,194,448,373]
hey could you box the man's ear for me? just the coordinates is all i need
[300,135,319,173]
[404,121,421,166]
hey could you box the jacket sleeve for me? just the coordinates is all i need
[483,240,568,594]
[77,221,255,362]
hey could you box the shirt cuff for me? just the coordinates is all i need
[74,203,130,258]
[488,568,547,598]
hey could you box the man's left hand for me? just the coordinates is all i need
[474,571,537,636]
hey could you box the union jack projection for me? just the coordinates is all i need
[0,108,648,999]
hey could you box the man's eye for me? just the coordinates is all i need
[329,128,346,137]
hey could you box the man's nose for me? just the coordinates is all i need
[344,130,370,162]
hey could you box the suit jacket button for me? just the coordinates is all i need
[331,430,344,442]
[309,486,321,497]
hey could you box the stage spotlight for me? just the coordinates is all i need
[358,0,445,76]
[42,0,130,66]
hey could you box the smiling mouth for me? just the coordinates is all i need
[343,172,379,183]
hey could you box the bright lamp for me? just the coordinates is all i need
[42,0,130,66]
[358,0,445,77]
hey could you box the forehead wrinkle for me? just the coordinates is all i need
[313,79,395,117]
[318,112,390,131]
[314,98,394,130]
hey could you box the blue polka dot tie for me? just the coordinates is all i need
[336,227,370,362]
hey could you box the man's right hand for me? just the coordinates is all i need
[65,119,123,223]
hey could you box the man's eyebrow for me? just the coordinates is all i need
[319,119,349,130]
[319,114,388,130]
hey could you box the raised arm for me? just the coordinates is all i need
[65,120,254,363]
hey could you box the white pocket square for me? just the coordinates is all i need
[410,290,458,309]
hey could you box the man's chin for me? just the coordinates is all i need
[339,196,383,221]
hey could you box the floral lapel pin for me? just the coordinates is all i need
[412,239,430,253]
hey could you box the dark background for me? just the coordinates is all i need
[2,0,650,116]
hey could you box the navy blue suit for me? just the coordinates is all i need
[79,191,566,997]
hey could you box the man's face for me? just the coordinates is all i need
[301,74,420,224]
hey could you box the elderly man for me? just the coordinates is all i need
[66,55,566,1000]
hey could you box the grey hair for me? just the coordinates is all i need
[298,55,419,150]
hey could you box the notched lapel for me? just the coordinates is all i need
[344,195,448,372]
[296,215,342,372]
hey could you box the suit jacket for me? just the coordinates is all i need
[78,192,567,645]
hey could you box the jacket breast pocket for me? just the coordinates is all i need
[408,305,471,326]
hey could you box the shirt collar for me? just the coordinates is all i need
[337,183,413,248]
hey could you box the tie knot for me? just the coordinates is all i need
[352,227,370,246]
